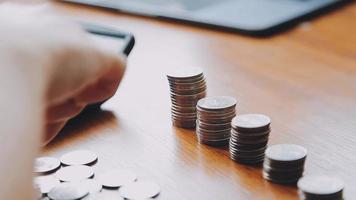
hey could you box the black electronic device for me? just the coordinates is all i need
[65,0,352,36]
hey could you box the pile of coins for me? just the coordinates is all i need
[166,67,207,128]
[229,114,271,164]
[196,96,237,146]
[298,175,344,200]
[34,150,160,200]
[263,144,307,184]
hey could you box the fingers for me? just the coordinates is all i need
[44,121,66,145]
[46,98,85,122]
[75,56,125,104]
[44,53,126,143]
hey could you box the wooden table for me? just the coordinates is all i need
[46,2,356,199]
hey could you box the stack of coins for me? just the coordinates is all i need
[229,114,271,164]
[263,144,307,184]
[298,175,344,200]
[167,67,207,128]
[196,96,237,146]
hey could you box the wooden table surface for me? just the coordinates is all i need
[46,2,356,199]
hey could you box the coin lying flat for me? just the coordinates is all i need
[197,96,237,111]
[34,187,42,199]
[34,175,60,194]
[48,182,89,200]
[119,181,160,199]
[82,179,102,194]
[56,165,94,182]
[34,156,61,174]
[83,191,124,200]
[298,175,344,196]
[265,144,307,162]
[60,150,98,166]
[166,67,203,79]
[97,169,137,188]
[231,114,271,132]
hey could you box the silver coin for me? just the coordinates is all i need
[172,120,196,128]
[83,191,124,200]
[168,74,204,83]
[265,144,307,162]
[231,129,271,137]
[197,107,236,116]
[34,175,60,194]
[263,171,300,184]
[297,175,344,195]
[170,91,206,100]
[166,67,203,79]
[197,111,236,120]
[119,181,160,199]
[231,114,271,130]
[169,80,206,90]
[34,186,42,199]
[56,165,94,182]
[168,75,205,84]
[34,156,61,174]
[198,138,230,146]
[60,150,98,166]
[170,87,207,95]
[48,182,89,200]
[97,169,137,188]
[82,179,102,194]
[197,96,237,111]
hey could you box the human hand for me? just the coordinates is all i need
[0,3,126,144]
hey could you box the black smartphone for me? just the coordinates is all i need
[81,23,135,111]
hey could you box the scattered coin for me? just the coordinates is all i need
[82,191,124,200]
[97,169,137,188]
[60,150,98,166]
[119,181,160,199]
[82,179,103,194]
[34,175,60,194]
[48,182,89,200]
[167,67,207,128]
[196,96,237,146]
[34,156,61,174]
[263,144,307,184]
[229,114,271,164]
[56,165,94,182]
[34,187,42,199]
[298,175,344,200]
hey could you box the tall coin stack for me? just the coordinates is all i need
[263,144,307,184]
[167,67,207,128]
[298,175,344,200]
[229,114,271,164]
[196,96,237,146]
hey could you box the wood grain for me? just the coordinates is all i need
[44,2,356,199]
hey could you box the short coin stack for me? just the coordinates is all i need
[229,114,271,164]
[263,144,307,184]
[167,67,207,128]
[196,96,237,146]
[298,175,344,200]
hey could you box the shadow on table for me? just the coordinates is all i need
[46,109,119,148]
